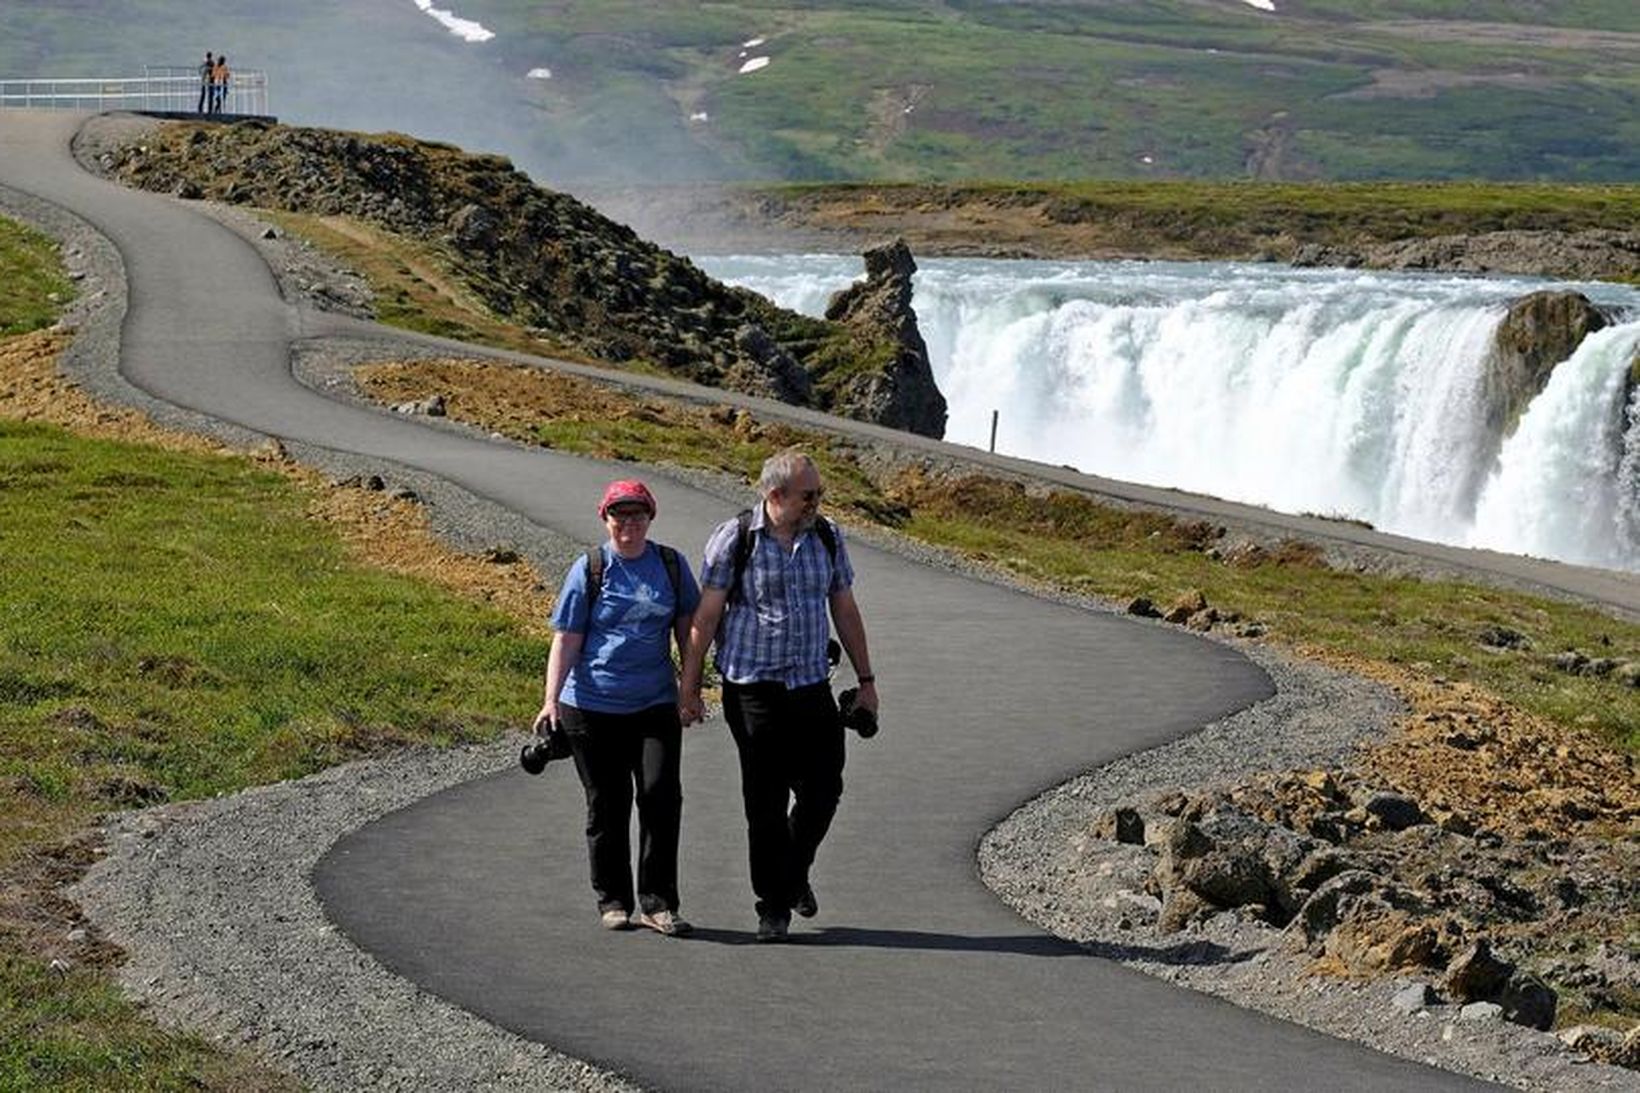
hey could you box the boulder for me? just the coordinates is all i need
[1090,806,1146,845]
[1325,909,1440,975]
[1443,938,1513,1002]
[1288,870,1422,949]
[1360,791,1427,832]
[1485,291,1607,441]
[1163,590,1209,625]
[1498,971,1557,1031]
[823,239,948,438]
[1391,982,1436,1014]
[1179,847,1274,911]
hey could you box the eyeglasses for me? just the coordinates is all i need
[606,507,651,523]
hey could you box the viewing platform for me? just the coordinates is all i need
[0,66,273,122]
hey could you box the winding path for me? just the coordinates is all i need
[10,109,1628,1090]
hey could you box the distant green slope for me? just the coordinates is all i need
[2,0,1636,182]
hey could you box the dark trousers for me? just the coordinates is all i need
[197,84,209,113]
[722,680,844,916]
[558,701,683,915]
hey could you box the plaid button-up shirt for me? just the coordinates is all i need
[700,506,853,687]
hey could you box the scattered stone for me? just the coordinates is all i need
[1125,596,1161,618]
[391,395,446,416]
[1476,625,1530,650]
[1090,806,1145,845]
[1391,982,1436,1014]
[1458,1001,1504,1023]
[1163,590,1208,625]
[483,546,520,565]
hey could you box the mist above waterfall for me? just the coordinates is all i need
[698,255,1640,572]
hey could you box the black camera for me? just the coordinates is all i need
[837,687,878,739]
[520,722,573,775]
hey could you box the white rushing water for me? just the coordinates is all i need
[696,255,1640,571]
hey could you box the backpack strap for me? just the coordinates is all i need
[589,544,687,619]
[657,544,687,619]
[583,547,604,627]
[728,508,755,604]
[727,509,838,604]
[813,516,838,567]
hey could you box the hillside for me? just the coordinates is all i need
[84,118,946,436]
[1,1,1637,184]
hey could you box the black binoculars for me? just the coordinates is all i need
[520,722,573,775]
[837,687,878,739]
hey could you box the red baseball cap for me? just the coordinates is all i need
[598,479,656,519]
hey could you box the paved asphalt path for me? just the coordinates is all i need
[8,110,1607,1089]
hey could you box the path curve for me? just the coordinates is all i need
[5,109,1604,1090]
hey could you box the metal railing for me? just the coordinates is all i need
[0,68,269,116]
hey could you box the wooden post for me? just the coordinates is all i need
[989,409,999,454]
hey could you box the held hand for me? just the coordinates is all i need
[855,680,879,715]
[532,703,557,736]
[679,692,705,726]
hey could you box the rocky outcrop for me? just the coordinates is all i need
[823,239,948,439]
[1485,290,1609,438]
[88,121,942,435]
[1291,229,1640,281]
[1084,761,1640,1035]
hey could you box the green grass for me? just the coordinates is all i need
[0,416,545,1087]
[0,952,296,1092]
[0,420,542,856]
[0,221,73,337]
[0,214,549,1086]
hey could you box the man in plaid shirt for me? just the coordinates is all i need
[681,450,879,942]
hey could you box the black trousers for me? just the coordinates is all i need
[722,680,844,916]
[558,701,683,915]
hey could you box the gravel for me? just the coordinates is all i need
[3,165,1633,1092]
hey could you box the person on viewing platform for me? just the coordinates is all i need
[210,54,230,113]
[679,449,879,943]
[535,479,701,936]
[196,52,214,114]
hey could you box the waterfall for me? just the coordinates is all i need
[696,254,1640,572]
[1470,328,1640,569]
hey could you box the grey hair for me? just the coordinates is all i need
[758,449,816,497]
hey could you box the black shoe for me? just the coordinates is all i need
[793,885,818,918]
[756,911,790,942]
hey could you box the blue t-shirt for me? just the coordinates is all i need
[551,542,701,714]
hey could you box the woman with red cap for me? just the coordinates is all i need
[534,479,701,935]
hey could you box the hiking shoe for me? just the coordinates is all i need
[636,909,693,937]
[600,908,633,931]
[755,911,790,943]
[793,885,819,919]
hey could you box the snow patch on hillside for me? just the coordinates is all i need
[412,0,494,43]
